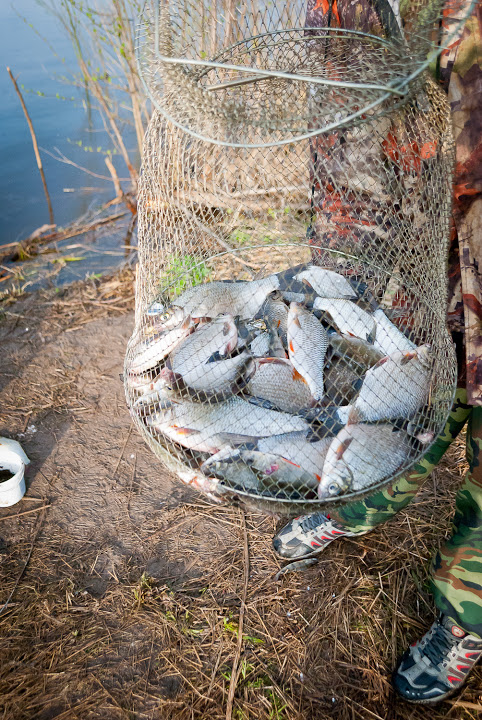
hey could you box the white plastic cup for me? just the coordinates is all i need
[0,438,29,508]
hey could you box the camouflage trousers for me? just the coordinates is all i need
[329,389,482,637]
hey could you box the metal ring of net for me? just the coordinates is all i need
[135,0,475,147]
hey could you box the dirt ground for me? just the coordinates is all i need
[0,271,481,720]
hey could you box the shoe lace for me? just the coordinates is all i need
[422,623,457,667]
[300,512,329,533]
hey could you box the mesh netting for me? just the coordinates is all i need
[125,0,462,515]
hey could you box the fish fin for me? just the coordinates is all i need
[335,437,354,461]
[400,351,418,365]
[366,328,376,344]
[301,278,313,289]
[373,355,390,368]
[291,315,302,328]
[346,406,361,425]
[257,356,289,366]
[182,315,193,329]
[292,367,308,383]
[172,426,199,436]
[289,340,295,354]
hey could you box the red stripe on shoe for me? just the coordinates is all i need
[456,665,470,672]
[465,652,480,659]
[447,675,462,685]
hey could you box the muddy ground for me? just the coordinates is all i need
[0,271,481,719]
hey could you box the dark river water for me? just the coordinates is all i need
[0,0,138,247]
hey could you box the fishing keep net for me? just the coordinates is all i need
[124,0,469,515]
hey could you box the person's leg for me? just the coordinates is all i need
[431,405,482,637]
[273,390,471,559]
[393,406,482,704]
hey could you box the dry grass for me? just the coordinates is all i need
[0,269,481,720]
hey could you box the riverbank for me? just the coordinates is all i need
[0,269,480,719]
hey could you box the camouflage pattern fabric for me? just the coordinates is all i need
[432,405,482,637]
[439,1,482,404]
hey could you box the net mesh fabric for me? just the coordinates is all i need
[125,0,462,514]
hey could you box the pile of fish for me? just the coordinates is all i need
[126,264,435,501]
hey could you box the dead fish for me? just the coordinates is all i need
[171,315,237,377]
[130,314,194,374]
[146,396,308,453]
[347,345,432,424]
[257,431,332,478]
[262,294,289,347]
[313,298,376,343]
[275,558,319,579]
[287,303,328,401]
[174,275,279,319]
[202,447,319,491]
[246,358,314,413]
[328,333,385,370]
[324,356,362,405]
[161,354,256,400]
[201,449,261,491]
[373,307,417,356]
[295,265,356,299]
[318,423,412,497]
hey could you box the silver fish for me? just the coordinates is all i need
[329,333,385,370]
[295,265,356,299]
[201,449,261,491]
[202,447,319,491]
[275,558,319,579]
[146,396,308,453]
[318,423,412,497]
[175,275,280,320]
[287,303,328,401]
[130,314,194,374]
[313,298,376,343]
[373,307,417,356]
[165,354,255,399]
[246,358,314,413]
[347,344,432,424]
[263,295,289,347]
[171,315,237,377]
[257,432,331,478]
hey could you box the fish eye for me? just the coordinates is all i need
[328,483,339,495]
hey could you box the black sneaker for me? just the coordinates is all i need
[393,614,482,704]
[272,512,366,559]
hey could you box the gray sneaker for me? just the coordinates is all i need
[393,614,482,704]
[272,512,366,559]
